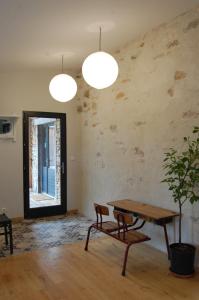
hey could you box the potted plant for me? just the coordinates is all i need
[162,126,199,276]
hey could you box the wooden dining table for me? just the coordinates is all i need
[107,199,179,259]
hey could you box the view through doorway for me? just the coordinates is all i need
[29,117,60,208]
[23,111,66,218]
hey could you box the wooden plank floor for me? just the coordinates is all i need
[0,237,198,300]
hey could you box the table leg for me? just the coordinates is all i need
[4,225,8,245]
[8,222,13,254]
[163,224,170,260]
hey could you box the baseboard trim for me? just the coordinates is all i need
[66,209,78,215]
[11,209,79,223]
[12,217,24,224]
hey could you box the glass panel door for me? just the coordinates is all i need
[23,112,66,218]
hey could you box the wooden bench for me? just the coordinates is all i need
[84,203,150,276]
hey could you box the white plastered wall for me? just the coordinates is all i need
[0,71,81,217]
[76,6,199,260]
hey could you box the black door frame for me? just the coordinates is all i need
[23,111,67,218]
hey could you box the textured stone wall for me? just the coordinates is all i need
[76,6,199,256]
[29,118,33,190]
[31,122,38,193]
[55,119,61,201]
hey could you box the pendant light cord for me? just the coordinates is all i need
[99,27,102,51]
[61,55,64,73]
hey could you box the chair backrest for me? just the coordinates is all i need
[113,210,134,238]
[94,203,109,227]
[94,203,109,216]
[113,210,133,225]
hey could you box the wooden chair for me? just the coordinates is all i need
[84,204,150,276]
[84,203,121,251]
[0,214,13,255]
[111,210,150,276]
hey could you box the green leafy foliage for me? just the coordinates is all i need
[162,127,199,243]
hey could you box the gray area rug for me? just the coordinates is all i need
[0,214,101,257]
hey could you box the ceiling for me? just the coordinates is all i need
[0,0,199,73]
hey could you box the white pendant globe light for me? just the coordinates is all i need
[49,73,77,102]
[82,27,118,89]
[49,56,77,102]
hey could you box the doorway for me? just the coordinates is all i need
[23,111,66,218]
